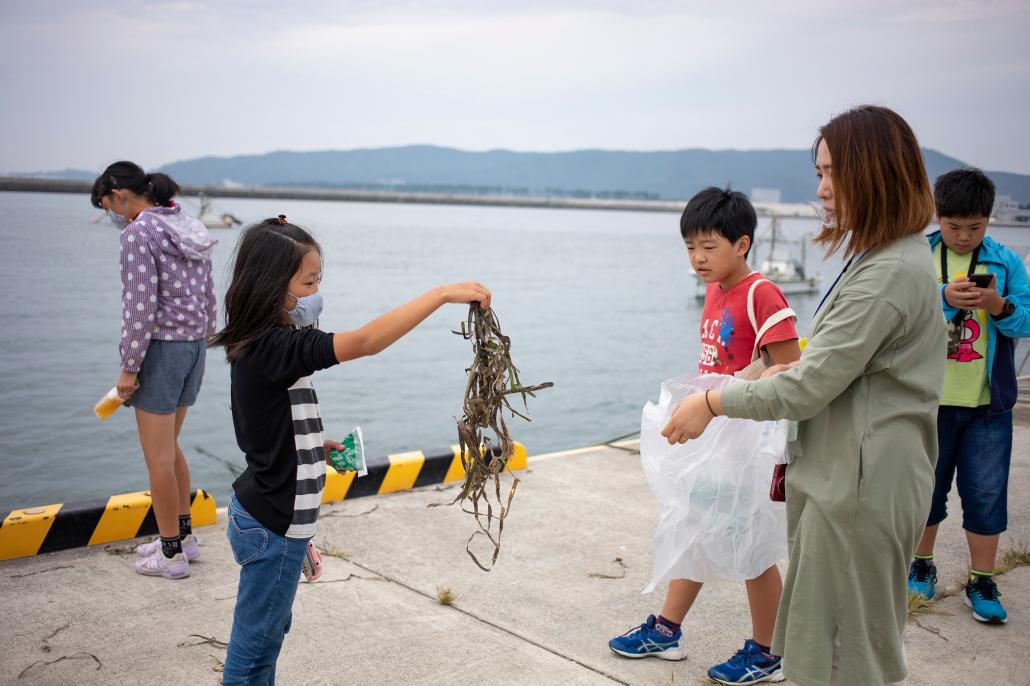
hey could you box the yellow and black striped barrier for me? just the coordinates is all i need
[0,489,216,562]
[321,442,527,503]
[0,442,526,561]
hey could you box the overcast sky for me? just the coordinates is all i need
[2,0,1029,174]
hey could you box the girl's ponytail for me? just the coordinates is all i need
[91,161,180,208]
[145,173,180,207]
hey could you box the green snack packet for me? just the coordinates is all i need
[329,427,366,477]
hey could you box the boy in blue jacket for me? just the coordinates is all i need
[908,169,1030,625]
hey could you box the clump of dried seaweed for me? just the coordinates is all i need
[444,305,553,571]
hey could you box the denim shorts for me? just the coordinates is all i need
[927,405,1013,536]
[124,339,206,415]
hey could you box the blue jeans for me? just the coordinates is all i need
[223,494,309,686]
[927,406,1013,536]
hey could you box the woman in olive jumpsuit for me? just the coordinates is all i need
[664,105,947,686]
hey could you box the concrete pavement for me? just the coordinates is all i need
[2,424,1028,685]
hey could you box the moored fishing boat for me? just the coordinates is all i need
[196,193,242,229]
[693,216,821,299]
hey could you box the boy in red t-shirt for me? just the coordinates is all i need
[610,187,800,685]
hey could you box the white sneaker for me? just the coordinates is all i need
[136,534,200,561]
[134,550,190,579]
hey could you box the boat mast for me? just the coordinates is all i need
[801,232,807,279]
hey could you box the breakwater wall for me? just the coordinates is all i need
[0,176,683,212]
[0,176,821,217]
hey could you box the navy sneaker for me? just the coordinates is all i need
[907,559,937,599]
[707,639,785,684]
[608,614,687,660]
[965,575,1007,624]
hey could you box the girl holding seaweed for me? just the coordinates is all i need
[211,215,489,684]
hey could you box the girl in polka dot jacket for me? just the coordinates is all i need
[91,161,217,579]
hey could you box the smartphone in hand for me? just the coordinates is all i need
[969,273,995,288]
[301,541,323,582]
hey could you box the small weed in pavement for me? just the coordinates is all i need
[996,543,1030,574]
[435,585,457,605]
[907,592,940,617]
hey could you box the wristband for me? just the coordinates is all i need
[704,390,717,417]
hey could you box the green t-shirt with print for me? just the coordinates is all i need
[934,243,991,408]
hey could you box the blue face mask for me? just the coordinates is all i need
[287,290,323,328]
[109,210,129,230]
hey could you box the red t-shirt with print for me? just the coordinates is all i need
[697,272,799,375]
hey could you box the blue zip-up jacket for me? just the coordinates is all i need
[928,231,1030,413]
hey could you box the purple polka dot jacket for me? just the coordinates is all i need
[118,204,218,373]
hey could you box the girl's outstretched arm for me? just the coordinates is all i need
[332,281,491,363]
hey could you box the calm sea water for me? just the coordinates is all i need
[1,191,1027,511]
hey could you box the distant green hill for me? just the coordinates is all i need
[22,146,1030,203]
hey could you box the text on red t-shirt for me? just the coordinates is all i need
[697,272,799,375]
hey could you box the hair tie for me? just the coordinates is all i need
[277,214,287,225]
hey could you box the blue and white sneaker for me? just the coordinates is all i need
[707,639,785,684]
[907,559,937,599]
[608,614,688,660]
[965,575,1007,624]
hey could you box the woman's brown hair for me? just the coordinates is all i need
[813,105,934,258]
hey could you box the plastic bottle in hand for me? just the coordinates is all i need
[93,388,124,420]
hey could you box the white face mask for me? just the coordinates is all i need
[109,210,129,230]
[287,290,324,328]
[809,201,838,230]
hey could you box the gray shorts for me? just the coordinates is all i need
[125,340,206,415]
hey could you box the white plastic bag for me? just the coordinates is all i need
[640,373,787,590]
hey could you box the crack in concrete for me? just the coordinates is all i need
[9,566,75,579]
[103,543,138,557]
[434,483,460,492]
[341,557,631,685]
[912,618,949,641]
[321,504,379,519]
[43,623,69,643]
[39,622,71,653]
[303,573,385,585]
[18,652,101,679]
